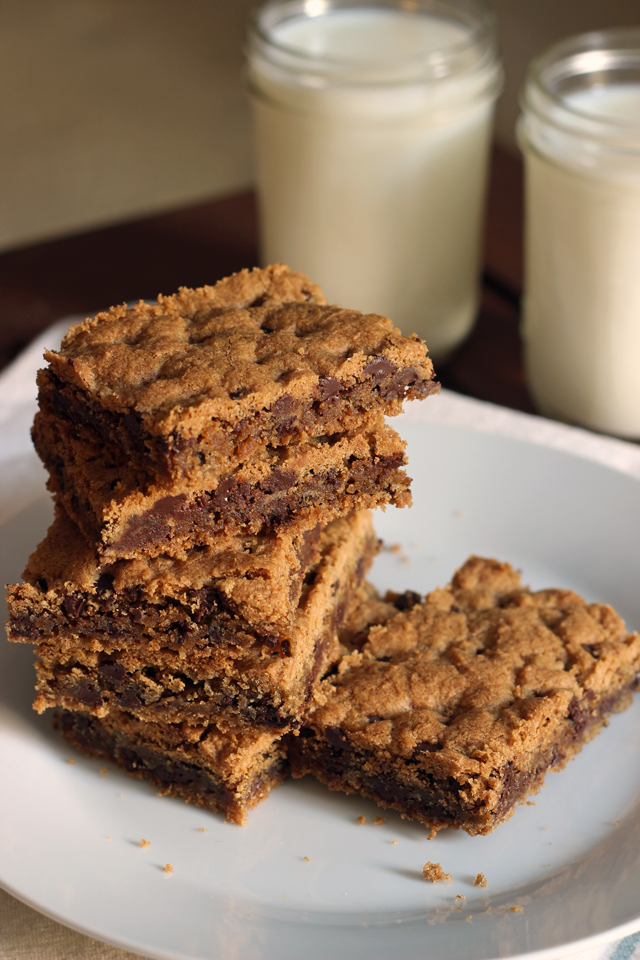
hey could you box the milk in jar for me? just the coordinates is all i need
[247,1,502,361]
[519,30,640,437]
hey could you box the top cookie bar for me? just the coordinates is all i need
[41,264,437,484]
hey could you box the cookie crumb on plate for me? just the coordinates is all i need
[423,862,451,883]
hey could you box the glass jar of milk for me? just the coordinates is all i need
[519,29,640,437]
[247,0,502,362]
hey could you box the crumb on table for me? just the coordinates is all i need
[474,872,488,888]
[303,856,311,862]
[163,863,173,873]
[510,905,523,913]
[454,895,466,902]
[198,828,207,833]
[140,839,150,848]
[374,816,385,826]
[357,816,366,825]
[423,862,451,883]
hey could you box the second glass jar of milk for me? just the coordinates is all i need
[519,29,640,438]
[247,0,502,362]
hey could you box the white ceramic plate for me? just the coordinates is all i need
[2,420,640,960]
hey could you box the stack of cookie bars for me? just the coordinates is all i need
[7,264,437,823]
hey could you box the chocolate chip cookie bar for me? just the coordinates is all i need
[57,708,289,824]
[34,264,436,558]
[34,415,410,559]
[8,506,327,648]
[289,557,640,835]
[10,510,379,729]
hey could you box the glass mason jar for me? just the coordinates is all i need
[519,29,640,437]
[247,0,502,362]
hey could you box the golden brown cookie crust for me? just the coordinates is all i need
[45,264,435,431]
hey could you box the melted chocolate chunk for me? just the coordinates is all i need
[75,681,103,707]
[412,377,440,398]
[297,524,322,570]
[123,411,144,439]
[98,661,126,683]
[153,761,200,786]
[8,617,39,641]
[581,643,601,659]
[392,590,422,612]
[95,573,114,595]
[258,469,296,495]
[271,395,294,417]
[149,493,188,518]
[364,357,397,383]
[414,740,443,754]
[62,594,87,619]
[189,586,221,622]
[117,687,143,709]
[166,432,193,454]
[567,691,596,735]
[324,726,354,753]
[334,601,346,630]
[317,376,342,400]
[211,477,238,509]
[112,494,188,554]
[380,366,419,401]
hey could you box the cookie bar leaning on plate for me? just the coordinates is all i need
[289,557,640,836]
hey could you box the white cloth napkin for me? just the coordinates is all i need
[1,320,640,960]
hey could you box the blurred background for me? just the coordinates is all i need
[0,0,638,407]
[2,0,639,251]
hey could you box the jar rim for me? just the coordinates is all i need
[248,0,499,85]
[522,27,640,139]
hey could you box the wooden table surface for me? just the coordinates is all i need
[0,145,533,414]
